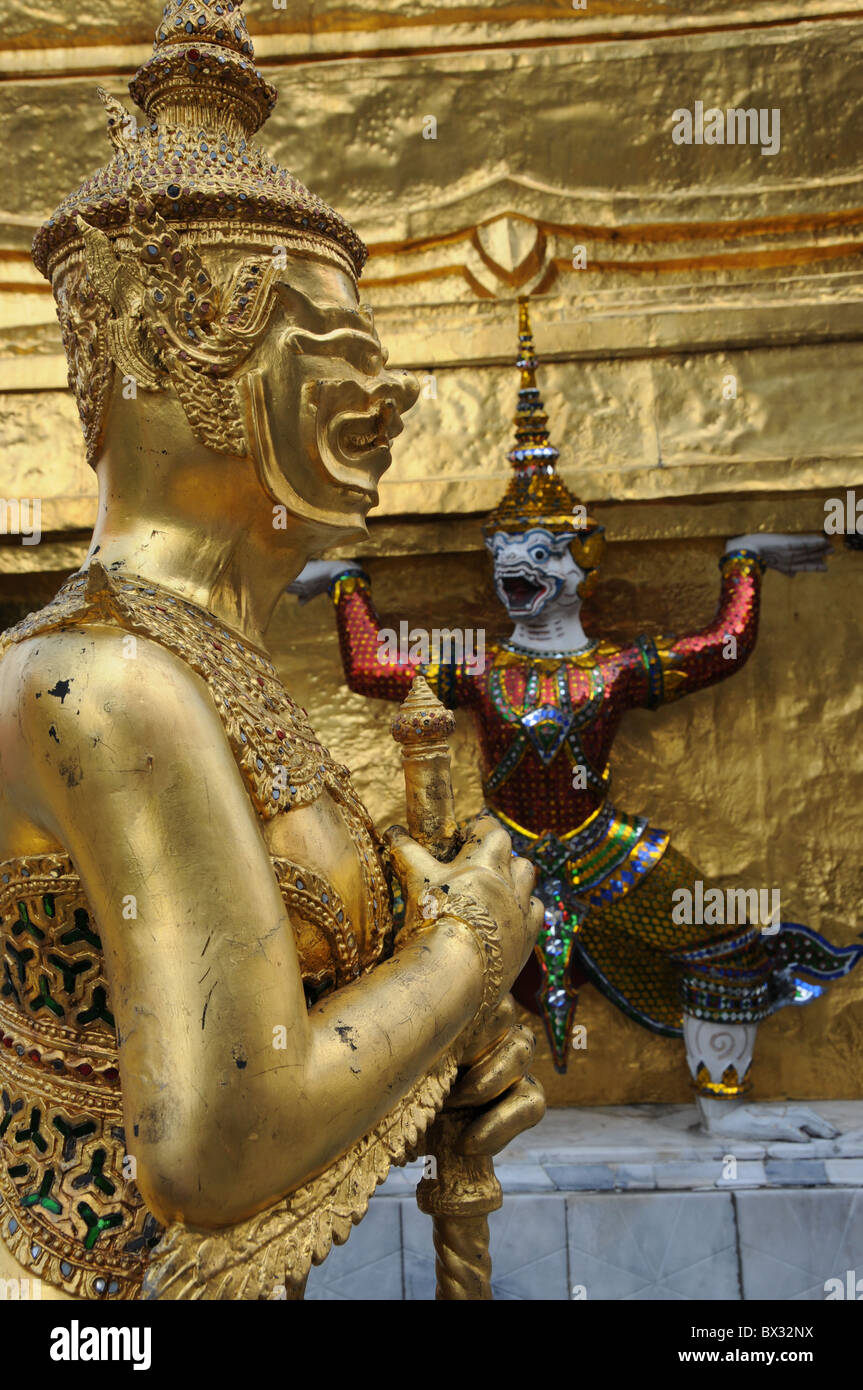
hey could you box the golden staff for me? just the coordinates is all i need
[391,674,503,1301]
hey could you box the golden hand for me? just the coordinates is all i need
[449,995,546,1156]
[384,812,542,1000]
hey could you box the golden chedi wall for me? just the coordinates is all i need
[2,0,863,1104]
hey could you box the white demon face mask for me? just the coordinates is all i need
[485,527,585,620]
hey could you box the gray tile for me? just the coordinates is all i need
[716,1160,766,1189]
[401,1194,568,1300]
[546,1163,615,1191]
[487,1195,568,1300]
[824,1158,863,1186]
[736,1188,863,1300]
[655,1162,720,1191]
[305,1200,403,1301]
[401,1201,437,1302]
[567,1192,740,1301]
[496,1162,556,1193]
[613,1164,657,1190]
[764,1160,828,1187]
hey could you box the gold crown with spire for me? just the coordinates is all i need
[32,0,366,284]
[31,0,369,467]
[484,301,605,573]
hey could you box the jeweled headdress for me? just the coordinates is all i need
[32,0,367,465]
[484,301,605,573]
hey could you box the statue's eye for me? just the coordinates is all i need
[530,546,549,564]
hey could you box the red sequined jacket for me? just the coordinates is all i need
[331,551,764,842]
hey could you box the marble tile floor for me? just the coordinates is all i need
[304,1102,863,1301]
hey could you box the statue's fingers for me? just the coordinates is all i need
[449,1024,536,1108]
[794,1107,837,1139]
[782,558,827,575]
[459,816,514,875]
[527,897,544,952]
[458,1076,546,1157]
[511,856,537,912]
[382,824,441,893]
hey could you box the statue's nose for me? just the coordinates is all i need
[394,368,420,413]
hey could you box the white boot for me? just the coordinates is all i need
[683,1014,837,1142]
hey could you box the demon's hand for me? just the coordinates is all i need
[726,533,829,575]
[287,558,363,604]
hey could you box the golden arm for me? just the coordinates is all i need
[0,629,534,1230]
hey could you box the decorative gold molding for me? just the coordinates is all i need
[2,2,861,69]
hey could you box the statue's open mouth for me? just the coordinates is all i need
[498,570,551,616]
[323,395,406,507]
[340,408,391,460]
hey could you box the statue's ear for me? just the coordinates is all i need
[77,216,162,391]
[77,216,120,304]
[576,570,599,600]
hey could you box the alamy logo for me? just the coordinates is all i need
[0,1276,42,1299]
[824,1271,863,1300]
[824,491,863,535]
[50,1321,151,1371]
[376,622,485,674]
[672,102,780,156]
[671,881,780,933]
[0,498,41,546]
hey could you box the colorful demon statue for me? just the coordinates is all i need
[293,302,862,1142]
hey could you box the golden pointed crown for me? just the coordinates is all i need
[32,0,366,283]
[483,301,605,569]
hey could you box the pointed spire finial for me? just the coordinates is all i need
[484,299,606,575]
[507,297,559,473]
[129,0,276,138]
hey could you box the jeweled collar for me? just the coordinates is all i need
[503,637,597,660]
[493,638,601,674]
[68,563,272,660]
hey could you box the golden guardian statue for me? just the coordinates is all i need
[0,0,544,1301]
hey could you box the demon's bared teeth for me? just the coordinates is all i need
[501,573,542,608]
[344,411,385,453]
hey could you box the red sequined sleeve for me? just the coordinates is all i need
[330,571,477,707]
[632,549,765,709]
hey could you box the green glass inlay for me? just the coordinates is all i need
[15,1107,48,1155]
[21,1168,61,1215]
[78,1148,116,1197]
[47,953,91,998]
[76,985,114,1029]
[60,908,101,951]
[30,974,64,1019]
[53,1115,97,1162]
[14,902,44,943]
[77,1202,123,1251]
[5,941,33,987]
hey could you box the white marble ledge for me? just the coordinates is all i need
[377,1102,863,1196]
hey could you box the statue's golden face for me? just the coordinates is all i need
[68,216,417,543]
[247,258,419,539]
